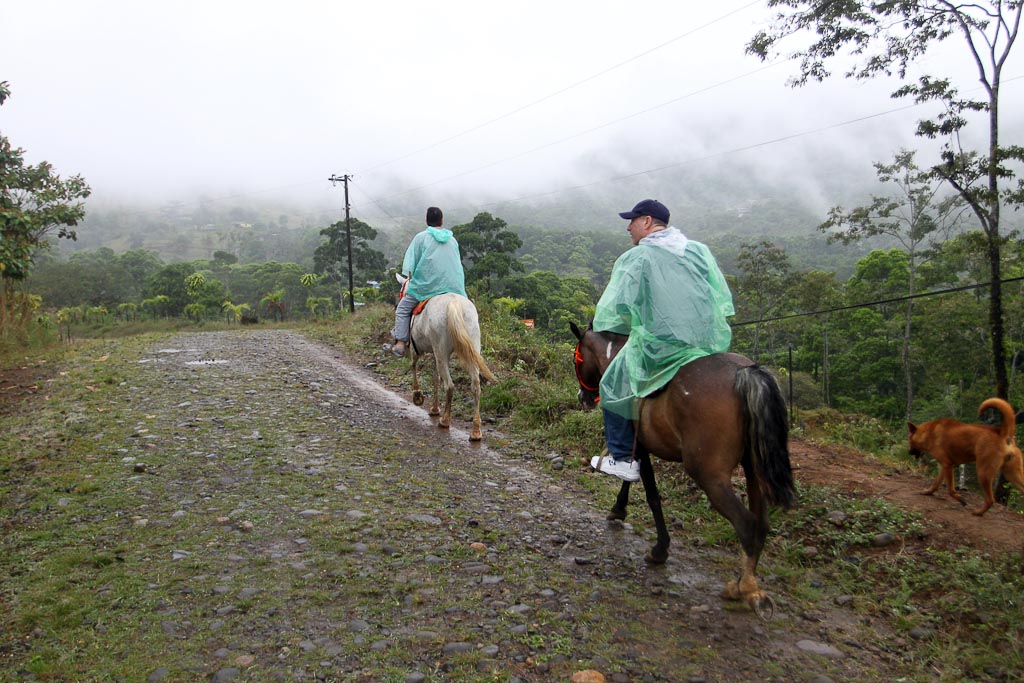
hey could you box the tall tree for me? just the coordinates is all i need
[0,81,91,334]
[748,0,1024,398]
[313,218,386,309]
[819,149,967,419]
[452,212,523,293]
[735,240,793,362]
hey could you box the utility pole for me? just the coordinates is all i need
[328,174,355,313]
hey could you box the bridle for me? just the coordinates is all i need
[573,340,601,405]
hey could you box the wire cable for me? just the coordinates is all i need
[731,275,1024,327]
[355,1,763,176]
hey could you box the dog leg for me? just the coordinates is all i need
[920,467,947,497]
[943,465,966,505]
[973,471,996,516]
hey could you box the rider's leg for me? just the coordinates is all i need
[390,295,418,354]
[593,407,640,481]
[602,408,636,461]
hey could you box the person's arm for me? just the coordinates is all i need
[593,253,639,335]
[402,234,421,278]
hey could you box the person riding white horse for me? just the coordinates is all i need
[390,206,465,357]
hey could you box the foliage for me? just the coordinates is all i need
[313,217,387,308]
[0,81,91,338]
[500,270,598,336]
[748,0,1024,399]
[734,239,794,361]
[452,212,524,293]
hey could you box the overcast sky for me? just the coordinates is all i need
[2,0,1021,225]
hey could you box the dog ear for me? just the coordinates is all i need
[908,422,918,434]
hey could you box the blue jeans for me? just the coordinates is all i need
[602,408,635,461]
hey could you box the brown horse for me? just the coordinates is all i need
[570,322,795,614]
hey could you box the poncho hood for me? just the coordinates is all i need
[427,227,454,243]
[639,226,688,257]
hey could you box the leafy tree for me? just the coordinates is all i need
[141,295,171,319]
[117,249,164,299]
[0,81,91,334]
[748,0,1024,398]
[820,150,968,418]
[212,250,238,266]
[228,261,306,314]
[313,218,386,309]
[143,263,196,317]
[452,212,524,293]
[787,269,845,405]
[260,289,286,322]
[503,270,597,335]
[222,300,252,324]
[734,240,793,362]
[116,302,138,321]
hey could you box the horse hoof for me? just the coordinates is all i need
[644,547,668,565]
[438,421,450,430]
[750,593,776,621]
[720,580,742,601]
[606,508,626,521]
[469,432,482,442]
[413,392,424,406]
[429,408,440,416]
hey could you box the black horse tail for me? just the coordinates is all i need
[734,365,796,510]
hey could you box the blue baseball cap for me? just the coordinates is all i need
[618,199,669,224]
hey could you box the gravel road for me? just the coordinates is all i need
[24,329,914,682]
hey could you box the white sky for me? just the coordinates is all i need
[1,0,1020,224]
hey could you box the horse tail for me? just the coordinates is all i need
[735,365,795,509]
[447,298,497,383]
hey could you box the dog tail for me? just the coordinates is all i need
[979,398,1016,442]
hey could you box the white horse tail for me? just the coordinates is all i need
[447,298,497,382]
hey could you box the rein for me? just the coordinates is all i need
[573,341,601,401]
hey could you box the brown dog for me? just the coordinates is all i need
[908,398,1024,516]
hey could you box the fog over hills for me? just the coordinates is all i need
[9,0,1018,263]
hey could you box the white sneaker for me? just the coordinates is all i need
[590,454,640,482]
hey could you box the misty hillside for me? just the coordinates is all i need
[56,158,886,280]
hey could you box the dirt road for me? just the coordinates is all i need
[3,328,1021,682]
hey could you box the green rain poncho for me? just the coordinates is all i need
[402,227,467,300]
[593,227,734,419]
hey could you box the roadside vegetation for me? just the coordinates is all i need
[305,301,1024,681]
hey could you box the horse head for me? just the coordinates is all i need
[569,321,625,409]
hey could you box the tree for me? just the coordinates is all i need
[143,263,196,317]
[313,218,386,310]
[734,240,793,362]
[748,0,1024,398]
[819,149,968,419]
[1,81,91,335]
[452,212,524,293]
[260,289,286,322]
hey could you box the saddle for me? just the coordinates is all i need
[407,297,434,355]
[411,297,432,316]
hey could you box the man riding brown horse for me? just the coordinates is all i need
[590,199,735,481]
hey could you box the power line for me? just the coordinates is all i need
[383,61,786,201]
[355,1,763,176]
[731,275,1024,328]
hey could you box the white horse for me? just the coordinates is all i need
[396,275,496,441]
